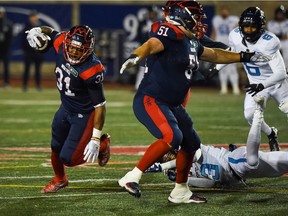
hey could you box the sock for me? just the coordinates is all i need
[137,139,172,172]
[176,149,194,183]
[126,167,143,183]
[170,182,191,197]
[161,160,176,170]
[51,151,66,182]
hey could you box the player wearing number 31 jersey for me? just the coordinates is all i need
[25,25,110,193]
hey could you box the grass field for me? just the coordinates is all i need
[0,86,287,216]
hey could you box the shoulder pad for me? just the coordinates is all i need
[53,32,66,53]
[152,23,184,41]
[259,32,280,55]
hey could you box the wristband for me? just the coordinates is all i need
[92,128,102,140]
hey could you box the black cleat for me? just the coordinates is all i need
[118,175,142,198]
[145,163,162,173]
[122,182,141,198]
[268,127,280,151]
[229,144,238,152]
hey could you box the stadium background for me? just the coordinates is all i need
[1,0,287,88]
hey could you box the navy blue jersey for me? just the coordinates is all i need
[139,23,204,106]
[200,35,228,49]
[51,31,106,113]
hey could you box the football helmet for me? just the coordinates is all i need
[239,7,266,43]
[63,25,95,65]
[166,0,207,38]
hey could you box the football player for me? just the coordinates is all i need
[118,0,271,204]
[267,5,288,70]
[25,25,111,193]
[211,6,240,95]
[147,96,288,188]
[232,7,287,155]
[211,7,285,153]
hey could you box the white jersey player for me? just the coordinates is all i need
[267,5,288,70]
[229,7,288,153]
[146,97,288,188]
[211,6,240,95]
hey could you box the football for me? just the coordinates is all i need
[35,35,49,51]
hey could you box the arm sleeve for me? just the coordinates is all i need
[262,50,287,88]
[81,62,106,107]
[200,35,229,49]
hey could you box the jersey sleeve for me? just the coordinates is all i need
[53,32,66,54]
[200,35,229,49]
[150,23,184,49]
[80,59,106,107]
[260,32,281,56]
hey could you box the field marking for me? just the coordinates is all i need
[1,144,288,156]
[1,182,288,200]
[0,100,130,107]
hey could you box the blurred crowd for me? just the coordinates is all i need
[0,4,288,92]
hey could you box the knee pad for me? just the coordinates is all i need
[279,100,288,114]
[51,141,62,153]
[59,154,71,166]
[168,128,183,150]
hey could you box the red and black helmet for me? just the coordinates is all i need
[63,25,95,65]
[166,0,207,38]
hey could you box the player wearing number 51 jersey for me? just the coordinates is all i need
[118,0,271,204]
[25,25,110,193]
[229,7,288,153]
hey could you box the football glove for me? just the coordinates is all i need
[83,139,100,163]
[245,83,264,96]
[25,27,51,49]
[120,54,140,74]
[240,51,271,62]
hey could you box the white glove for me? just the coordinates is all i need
[83,139,100,163]
[25,27,51,49]
[120,54,140,74]
[250,53,272,62]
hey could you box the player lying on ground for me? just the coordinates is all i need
[146,96,288,188]
[25,25,111,193]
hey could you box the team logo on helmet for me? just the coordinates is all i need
[166,0,208,39]
[239,7,266,43]
[63,25,95,65]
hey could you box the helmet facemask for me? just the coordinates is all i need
[239,7,266,43]
[63,25,95,65]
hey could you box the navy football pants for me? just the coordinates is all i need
[133,93,201,152]
[51,105,94,166]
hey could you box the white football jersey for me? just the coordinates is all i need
[189,144,239,186]
[229,27,287,88]
[212,15,239,43]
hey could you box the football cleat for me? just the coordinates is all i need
[144,163,162,173]
[229,144,238,152]
[118,175,141,198]
[164,169,177,182]
[168,193,207,204]
[98,133,111,166]
[268,127,280,151]
[41,179,68,193]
